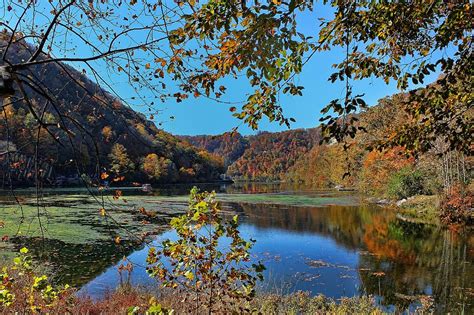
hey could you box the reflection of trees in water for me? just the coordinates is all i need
[231,201,473,313]
[11,237,142,287]
[359,219,473,313]
[225,182,311,194]
[229,202,386,251]
[433,230,471,314]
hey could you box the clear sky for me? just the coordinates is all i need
[144,5,442,136]
[5,1,444,136]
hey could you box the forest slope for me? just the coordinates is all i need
[181,128,321,181]
[0,37,223,185]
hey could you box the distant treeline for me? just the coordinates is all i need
[181,94,473,199]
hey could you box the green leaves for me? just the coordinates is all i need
[0,289,14,306]
[146,187,265,313]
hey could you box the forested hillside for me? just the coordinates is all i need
[0,38,223,185]
[181,128,320,181]
[286,94,473,203]
[180,132,248,167]
[228,129,321,180]
[183,92,472,208]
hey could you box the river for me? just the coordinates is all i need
[0,182,472,313]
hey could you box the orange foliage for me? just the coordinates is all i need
[363,216,417,264]
[360,147,414,196]
[101,126,114,142]
[440,184,474,225]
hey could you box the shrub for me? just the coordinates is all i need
[146,187,265,314]
[387,167,426,199]
[0,248,73,313]
[439,184,474,225]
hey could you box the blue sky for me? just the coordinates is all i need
[159,4,441,136]
[5,1,444,136]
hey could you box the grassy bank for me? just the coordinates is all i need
[3,282,430,314]
[395,195,441,225]
[394,189,473,227]
[79,288,390,314]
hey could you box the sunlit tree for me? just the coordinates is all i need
[108,143,134,175]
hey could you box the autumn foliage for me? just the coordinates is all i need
[440,185,474,225]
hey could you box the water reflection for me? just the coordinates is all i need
[77,201,473,312]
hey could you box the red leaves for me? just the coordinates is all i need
[440,184,474,225]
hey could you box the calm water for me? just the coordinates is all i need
[2,183,473,313]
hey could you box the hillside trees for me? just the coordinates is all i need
[141,153,177,182]
[284,93,471,202]
[227,129,320,180]
[181,132,249,167]
[108,143,135,176]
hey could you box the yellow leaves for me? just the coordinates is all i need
[184,270,194,280]
[115,236,121,244]
[195,201,208,210]
[420,47,430,57]
[272,0,282,4]
[99,208,106,216]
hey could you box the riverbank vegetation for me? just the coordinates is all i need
[0,249,391,314]
[0,261,393,315]
[186,95,473,226]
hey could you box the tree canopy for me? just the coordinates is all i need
[1,0,472,161]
